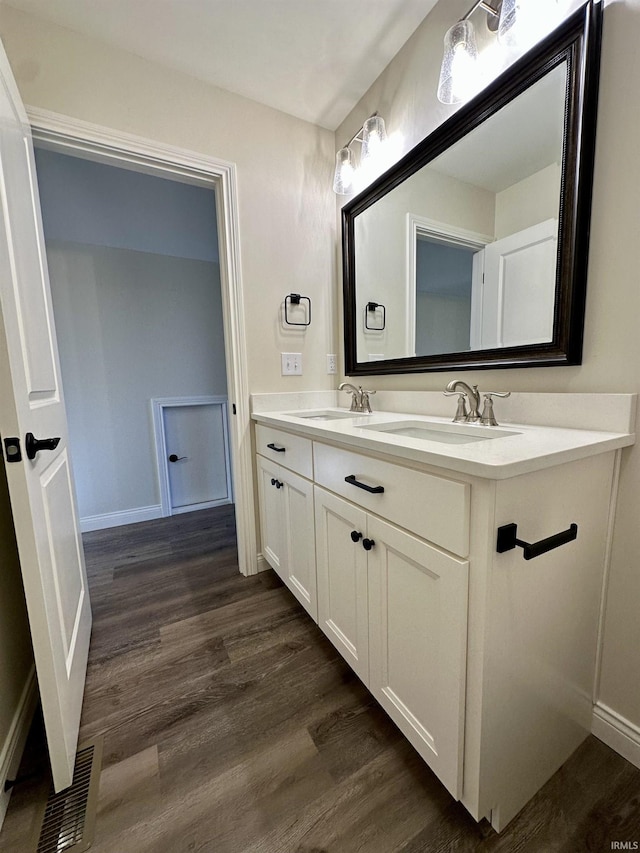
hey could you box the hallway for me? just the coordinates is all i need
[2,508,640,851]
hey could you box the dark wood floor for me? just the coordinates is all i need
[2,506,640,852]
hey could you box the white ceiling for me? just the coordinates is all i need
[6,0,439,130]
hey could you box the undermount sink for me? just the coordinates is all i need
[360,420,521,445]
[289,410,355,421]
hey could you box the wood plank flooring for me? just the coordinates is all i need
[2,506,640,852]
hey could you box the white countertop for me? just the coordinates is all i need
[252,407,636,480]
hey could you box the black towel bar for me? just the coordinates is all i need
[496,522,578,560]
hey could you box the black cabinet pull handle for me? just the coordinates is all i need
[362,538,375,551]
[25,432,60,461]
[345,475,384,494]
[350,530,363,543]
[267,443,286,453]
[496,522,578,560]
[270,478,283,489]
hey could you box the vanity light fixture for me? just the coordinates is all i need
[438,0,559,105]
[437,1,500,105]
[332,113,387,195]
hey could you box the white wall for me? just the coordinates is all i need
[47,241,227,521]
[0,4,337,394]
[495,163,561,239]
[336,0,640,740]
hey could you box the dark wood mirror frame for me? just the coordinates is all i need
[343,1,602,376]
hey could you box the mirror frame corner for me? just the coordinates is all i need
[342,0,603,376]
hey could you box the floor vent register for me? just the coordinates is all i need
[34,738,102,853]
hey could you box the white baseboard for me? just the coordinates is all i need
[171,497,232,516]
[80,504,163,533]
[592,701,640,770]
[0,668,38,830]
[256,554,272,574]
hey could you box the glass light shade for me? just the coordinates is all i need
[498,0,559,50]
[437,20,479,105]
[360,116,387,163]
[333,146,355,195]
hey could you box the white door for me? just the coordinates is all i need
[164,403,231,512]
[475,218,558,349]
[367,515,468,798]
[0,44,91,791]
[314,487,369,684]
[281,469,317,621]
[256,454,285,578]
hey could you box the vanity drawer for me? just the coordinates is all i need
[256,424,313,479]
[313,442,469,556]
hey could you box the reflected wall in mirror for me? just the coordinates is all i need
[343,2,602,375]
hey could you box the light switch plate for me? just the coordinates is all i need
[281,352,302,375]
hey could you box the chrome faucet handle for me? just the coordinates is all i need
[480,391,511,426]
[360,389,376,414]
[444,390,468,423]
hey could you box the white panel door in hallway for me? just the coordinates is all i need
[0,40,91,791]
[163,400,232,513]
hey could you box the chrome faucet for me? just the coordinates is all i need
[445,380,482,423]
[339,382,376,413]
[444,379,511,425]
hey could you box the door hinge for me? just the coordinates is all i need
[3,436,22,462]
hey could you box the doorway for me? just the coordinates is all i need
[34,146,232,533]
[28,109,256,576]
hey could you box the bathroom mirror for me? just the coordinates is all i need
[343,1,602,375]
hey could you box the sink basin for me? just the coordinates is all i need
[360,420,520,445]
[288,410,355,421]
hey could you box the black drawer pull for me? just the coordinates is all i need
[270,478,283,489]
[345,474,384,494]
[362,538,375,551]
[350,530,363,543]
[496,522,578,560]
[267,443,286,453]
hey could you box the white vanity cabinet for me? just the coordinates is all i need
[252,410,627,832]
[255,425,317,620]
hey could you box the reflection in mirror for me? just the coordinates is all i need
[354,61,566,365]
[345,2,603,374]
[415,235,477,357]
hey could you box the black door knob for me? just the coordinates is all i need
[350,530,363,542]
[362,538,375,551]
[25,432,60,461]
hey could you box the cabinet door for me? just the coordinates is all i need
[314,487,369,683]
[282,469,317,621]
[367,515,469,798]
[256,454,285,579]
